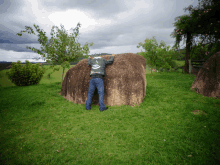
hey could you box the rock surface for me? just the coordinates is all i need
[190,51,220,99]
[59,53,147,107]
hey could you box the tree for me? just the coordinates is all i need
[181,0,220,60]
[170,0,220,73]
[183,0,220,47]
[137,36,181,76]
[16,23,93,84]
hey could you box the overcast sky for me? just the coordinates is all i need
[0,0,211,63]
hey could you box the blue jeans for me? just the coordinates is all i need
[85,77,106,110]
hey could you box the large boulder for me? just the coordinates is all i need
[190,51,220,99]
[59,53,147,107]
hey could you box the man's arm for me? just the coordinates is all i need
[105,54,115,65]
[88,56,91,66]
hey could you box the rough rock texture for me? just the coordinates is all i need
[190,51,220,99]
[190,65,201,75]
[59,53,147,107]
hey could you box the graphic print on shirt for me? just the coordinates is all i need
[91,57,102,74]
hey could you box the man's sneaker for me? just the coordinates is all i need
[100,107,108,112]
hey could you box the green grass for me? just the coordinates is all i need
[0,61,220,165]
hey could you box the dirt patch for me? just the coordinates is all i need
[191,110,207,116]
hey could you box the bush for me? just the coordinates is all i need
[156,57,180,73]
[5,60,47,86]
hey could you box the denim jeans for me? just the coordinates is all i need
[85,77,106,110]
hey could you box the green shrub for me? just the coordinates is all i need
[5,60,47,86]
[156,57,179,73]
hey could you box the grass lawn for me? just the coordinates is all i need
[0,61,220,165]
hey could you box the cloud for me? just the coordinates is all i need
[0,0,208,63]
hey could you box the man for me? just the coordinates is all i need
[85,54,115,112]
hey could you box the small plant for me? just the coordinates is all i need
[5,60,46,86]
[47,73,51,79]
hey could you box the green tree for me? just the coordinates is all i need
[170,0,220,73]
[16,23,93,85]
[182,0,220,60]
[137,36,180,76]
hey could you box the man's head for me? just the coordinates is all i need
[93,54,100,58]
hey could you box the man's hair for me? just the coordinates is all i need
[89,54,102,58]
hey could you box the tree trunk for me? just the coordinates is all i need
[184,32,192,74]
[61,67,65,85]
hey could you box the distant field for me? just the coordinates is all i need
[0,60,186,88]
[1,57,219,164]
